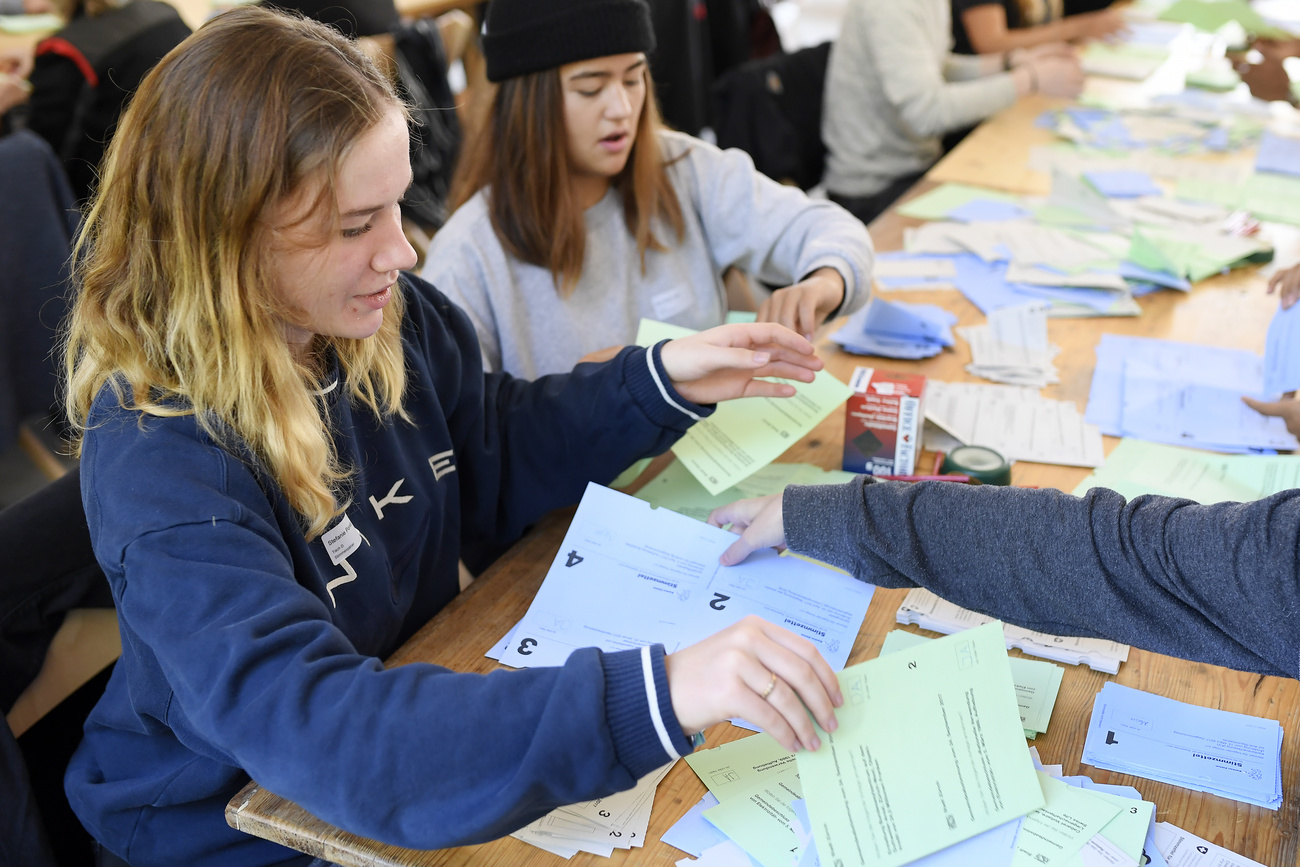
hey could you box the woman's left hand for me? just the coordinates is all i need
[660,323,823,406]
[757,267,846,341]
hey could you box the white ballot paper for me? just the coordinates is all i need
[496,484,875,671]
[1152,822,1268,867]
[896,588,1129,674]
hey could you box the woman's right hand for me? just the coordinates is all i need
[1027,54,1085,98]
[1071,8,1126,42]
[1267,263,1300,310]
[665,615,842,754]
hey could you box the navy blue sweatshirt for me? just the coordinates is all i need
[784,478,1300,679]
[66,275,699,866]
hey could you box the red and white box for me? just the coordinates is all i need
[842,367,927,476]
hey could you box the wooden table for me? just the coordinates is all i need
[228,96,1300,867]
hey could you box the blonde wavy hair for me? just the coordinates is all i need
[64,7,409,540]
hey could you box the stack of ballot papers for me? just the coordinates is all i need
[879,630,1063,739]
[872,254,957,291]
[829,298,956,359]
[1152,822,1269,867]
[1071,439,1300,503]
[489,483,875,674]
[512,761,675,857]
[1085,334,1299,452]
[896,588,1130,674]
[1037,104,1259,155]
[1082,683,1284,810]
[956,302,1060,387]
[636,319,853,495]
[924,380,1105,468]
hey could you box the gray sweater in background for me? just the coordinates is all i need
[822,0,1018,197]
[784,478,1299,679]
[423,131,873,379]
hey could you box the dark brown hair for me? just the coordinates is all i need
[449,64,685,294]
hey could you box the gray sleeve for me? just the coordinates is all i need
[673,135,874,317]
[862,3,1017,138]
[784,478,1300,678]
[0,0,24,15]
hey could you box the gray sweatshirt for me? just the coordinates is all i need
[423,131,873,379]
[822,0,1018,198]
[785,478,1299,679]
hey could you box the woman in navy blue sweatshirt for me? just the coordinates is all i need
[60,9,842,866]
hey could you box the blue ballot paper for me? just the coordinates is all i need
[1082,683,1284,810]
[947,199,1031,223]
[1085,334,1298,451]
[1263,301,1300,395]
[830,298,956,359]
[1084,170,1163,198]
[1255,131,1300,178]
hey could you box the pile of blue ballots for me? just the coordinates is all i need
[1084,333,1298,453]
[1082,683,1283,810]
[829,297,956,359]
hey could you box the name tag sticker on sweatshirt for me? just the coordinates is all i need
[322,515,364,565]
[651,285,694,321]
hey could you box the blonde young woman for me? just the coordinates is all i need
[421,0,875,380]
[61,9,844,866]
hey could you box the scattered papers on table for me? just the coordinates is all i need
[896,588,1130,673]
[1158,0,1293,38]
[635,319,853,495]
[1085,334,1298,452]
[1176,171,1300,226]
[879,630,1064,739]
[1072,439,1300,502]
[1081,41,1170,81]
[830,298,956,359]
[1263,301,1300,395]
[1082,683,1284,809]
[1037,105,1258,154]
[635,460,856,524]
[896,183,1021,221]
[925,380,1104,468]
[492,484,874,672]
[513,761,674,857]
[1152,822,1269,867]
[795,623,1044,867]
[957,302,1060,387]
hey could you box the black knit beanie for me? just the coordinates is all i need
[483,0,656,83]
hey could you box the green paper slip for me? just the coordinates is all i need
[796,622,1043,867]
[896,183,1019,221]
[1072,439,1300,502]
[634,459,857,523]
[1158,0,1291,37]
[635,319,854,496]
[879,631,1063,736]
[702,766,805,867]
[684,732,795,801]
[1012,774,1122,867]
[0,12,60,32]
[1061,789,1155,867]
[1178,174,1300,227]
[727,310,759,325]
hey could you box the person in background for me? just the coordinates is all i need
[952,0,1125,56]
[1242,261,1300,436]
[62,10,843,866]
[821,0,1084,225]
[709,478,1298,680]
[23,0,189,200]
[422,0,874,380]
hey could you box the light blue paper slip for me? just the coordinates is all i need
[830,298,956,359]
[1262,301,1300,395]
[1082,683,1284,809]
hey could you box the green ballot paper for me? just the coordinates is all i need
[1012,773,1121,867]
[635,319,854,495]
[879,630,1064,738]
[702,766,805,867]
[684,732,795,802]
[1062,788,1155,867]
[796,622,1044,867]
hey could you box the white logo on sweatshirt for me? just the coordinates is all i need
[369,478,413,520]
[429,449,457,481]
[321,514,370,608]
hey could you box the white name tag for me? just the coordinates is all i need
[651,284,693,321]
[322,514,364,565]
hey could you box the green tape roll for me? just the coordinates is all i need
[941,445,1012,486]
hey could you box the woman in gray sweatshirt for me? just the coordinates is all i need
[422,0,874,380]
